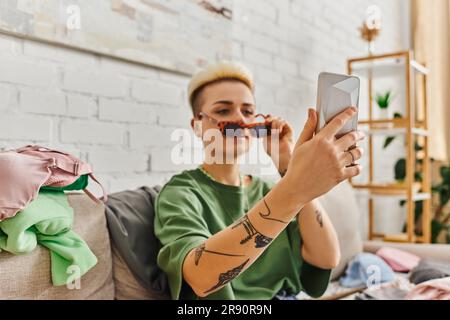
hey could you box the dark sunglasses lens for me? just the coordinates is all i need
[223,124,244,137]
[251,125,271,138]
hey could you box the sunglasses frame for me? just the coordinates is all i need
[197,112,272,138]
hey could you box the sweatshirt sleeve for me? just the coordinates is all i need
[154,185,211,299]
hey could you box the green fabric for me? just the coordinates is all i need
[0,190,97,286]
[41,174,89,191]
[154,168,331,300]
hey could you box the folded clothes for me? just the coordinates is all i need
[356,287,410,300]
[340,253,396,288]
[0,190,97,286]
[376,247,420,272]
[410,258,450,285]
[355,275,414,300]
[405,277,450,300]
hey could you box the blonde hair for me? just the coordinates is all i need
[188,61,254,114]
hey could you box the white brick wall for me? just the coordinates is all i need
[60,121,125,145]
[67,94,97,119]
[20,89,66,115]
[63,69,129,98]
[88,149,149,173]
[0,57,58,87]
[0,85,12,110]
[0,116,52,141]
[131,80,184,106]
[98,98,157,123]
[0,0,410,225]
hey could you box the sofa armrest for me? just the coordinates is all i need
[363,240,450,262]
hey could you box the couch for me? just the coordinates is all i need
[0,181,449,300]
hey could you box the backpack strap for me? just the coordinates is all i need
[81,174,108,204]
[49,158,93,175]
[85,173,108,203]
[82,188,102,204]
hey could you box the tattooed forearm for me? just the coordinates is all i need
[259,198,289,224]
[315,209,323,228]
[204,259,250,294]
[279,168,288,178]
[232,215,273,248]
[194,243,245,266]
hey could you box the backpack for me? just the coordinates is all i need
[15,145,107,203]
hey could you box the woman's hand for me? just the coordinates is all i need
[281,107,365,204]
[263,116,295,176]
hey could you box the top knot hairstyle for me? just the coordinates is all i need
[187,61,255,116]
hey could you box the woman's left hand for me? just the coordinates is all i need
[262,115,295,175]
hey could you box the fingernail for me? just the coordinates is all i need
[351,107,357,112]
[308,109,313,118]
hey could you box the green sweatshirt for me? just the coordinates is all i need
[0,190,97,286]
[154,167,331,300]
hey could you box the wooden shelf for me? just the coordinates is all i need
[371,233,427,244]
[352,182,425,193]
[359,191,431,202]
[348,51,432,244]
[362,127,429,137]
[359,119,427,128]
[383,234,416,243]
[352,183,414,192]
[357,120,429,136]
[358,119,406,126]
[348,51,429,75]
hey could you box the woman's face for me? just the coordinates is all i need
[193,80,256,163]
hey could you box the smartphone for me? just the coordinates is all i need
[315,72,360,138]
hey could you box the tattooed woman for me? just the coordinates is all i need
[154,62,365,299]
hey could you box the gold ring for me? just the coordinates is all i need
[347,149,355,164]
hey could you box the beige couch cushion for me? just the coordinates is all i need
[0,192,114,299]
[318,181,363,280]
[112,245,170,300]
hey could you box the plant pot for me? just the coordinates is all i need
[378,108,389,119]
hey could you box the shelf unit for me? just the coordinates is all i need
[347,51,432,243]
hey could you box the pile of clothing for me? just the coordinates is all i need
[339,247,450,300]
[0,145,106,286]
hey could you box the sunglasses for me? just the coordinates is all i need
[197,112,272,138]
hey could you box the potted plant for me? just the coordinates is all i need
[394,158,450,244]
[375,90,393,121]
[431,164,450,243]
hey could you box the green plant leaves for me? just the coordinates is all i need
[415,142,423,152]
[375,91,392,109]
[382,113,403,149]
[395,158,406,182]
[383,137,396,149]
[441,166,450,183]
[431,165,450,243]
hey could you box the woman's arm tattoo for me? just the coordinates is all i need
[194,243,245,266]
[279,168,288,178]
[232,215,273,248]
[204,259,250,294]
[259,198,289,224]
[315,209,323,228]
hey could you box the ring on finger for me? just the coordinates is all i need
[346,149,356,166]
